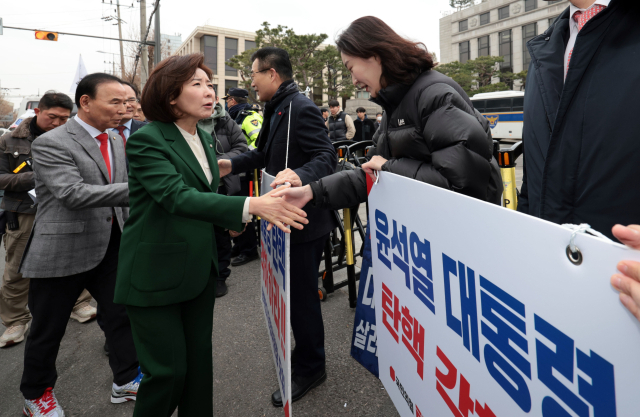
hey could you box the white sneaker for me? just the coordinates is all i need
[23,387,65,417]
[111,367,143,403]
[0,322,29,348]
[70,303,96,323]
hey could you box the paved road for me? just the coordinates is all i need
[0,212,398,416]
[0,157,524,417]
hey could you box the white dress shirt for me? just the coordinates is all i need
[112,118,133,140]
[564,0,611,77]
[74,115,113,182]
[174,123,252,222]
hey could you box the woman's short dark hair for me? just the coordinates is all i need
[336,16,434,88]
[356,107,366,113]
[141,54,212,123]
[250,47,293,81]
[75,73,122,107]
[328,99,340,108]
[38,91,74,111]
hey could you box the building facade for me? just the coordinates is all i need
[175,25,369,111]
[439,0,569,87]
[175,26,258,97]
[161,33,183,56]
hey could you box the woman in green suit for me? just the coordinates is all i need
[114,54,308,416]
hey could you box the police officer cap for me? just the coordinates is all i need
[249,104,261,112]
[222,88,249,99]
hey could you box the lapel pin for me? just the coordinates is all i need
[278,112,282,115]
[209,144,213,147]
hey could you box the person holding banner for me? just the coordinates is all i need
[272,16,502,209]
[114,54,309,417]
[218,47,337,407]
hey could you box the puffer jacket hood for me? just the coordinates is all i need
[310,70,502,210]
[198,102,225,136]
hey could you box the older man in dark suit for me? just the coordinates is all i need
[112,81,147,146]
[18,73,140,416]
[219,47,337,406]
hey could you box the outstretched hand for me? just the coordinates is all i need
[218,159,232,178]
[271,184,314,210]
[271,168,302,188]
[249,185,308,234]
[611,224,640,321]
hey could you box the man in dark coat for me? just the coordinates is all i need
[219,47,337,406]
[353,107,375,142]
[519,0,640,240]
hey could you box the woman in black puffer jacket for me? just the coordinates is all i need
[272,16,502,209]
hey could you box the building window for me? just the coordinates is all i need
[356,90,371,99]
[225,80,238,95]
[523,23,537,67]
[201,35,217,75]
[525,0,537,12]
[459,41,470,64]
[480,12,490,26]
[549,16,559,27]
[499,30,512,71]
[245,40,256,51]
[498,6,510,20]
[478,36,490,57]
[225,38,238,77]
[459,19,468,32]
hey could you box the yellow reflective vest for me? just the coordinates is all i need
[241,111,263,149]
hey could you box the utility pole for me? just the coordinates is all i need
[116,0,125,79]
[154,0,161,66]
[140,0,148,88]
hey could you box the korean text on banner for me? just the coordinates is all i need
[370,171,640,417]
[350,223,379,377]
[260,170,292,417]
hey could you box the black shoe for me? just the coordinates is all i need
[231,251,259,267]
[271,371,327,407]
[104,342,110,356]
[216,280,228,298]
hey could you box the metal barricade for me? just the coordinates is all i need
[497,141,523,210]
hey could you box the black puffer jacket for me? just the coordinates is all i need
[310,70,502,209]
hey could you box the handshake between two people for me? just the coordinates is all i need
[218,160,308,234]
[217,156,388,234]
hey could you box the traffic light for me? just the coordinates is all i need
[35,31,58,41]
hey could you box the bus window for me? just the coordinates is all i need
[512,97,524,111]
[486,98,512,112]
[472,100,486,112]
[26,101,39,110]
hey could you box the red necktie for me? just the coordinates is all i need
[116,125,127,147]
[567,5,606,74]
[96,133,112,182]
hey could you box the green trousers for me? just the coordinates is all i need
[126,277,216,417]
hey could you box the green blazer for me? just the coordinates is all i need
[114,121,246,307]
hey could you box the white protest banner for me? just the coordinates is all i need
[370,171,640,417]
[260,170,292,417]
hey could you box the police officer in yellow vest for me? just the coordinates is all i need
[223,88,262,266]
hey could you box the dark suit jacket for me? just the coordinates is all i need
[231,90,338,243]
[129,119,147,136]
[114,122,246,307]
[519,0,640,239]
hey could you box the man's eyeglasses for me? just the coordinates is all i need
[249,68,272,80]
[125,98,140,104]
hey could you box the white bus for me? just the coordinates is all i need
[470,91,524,141]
